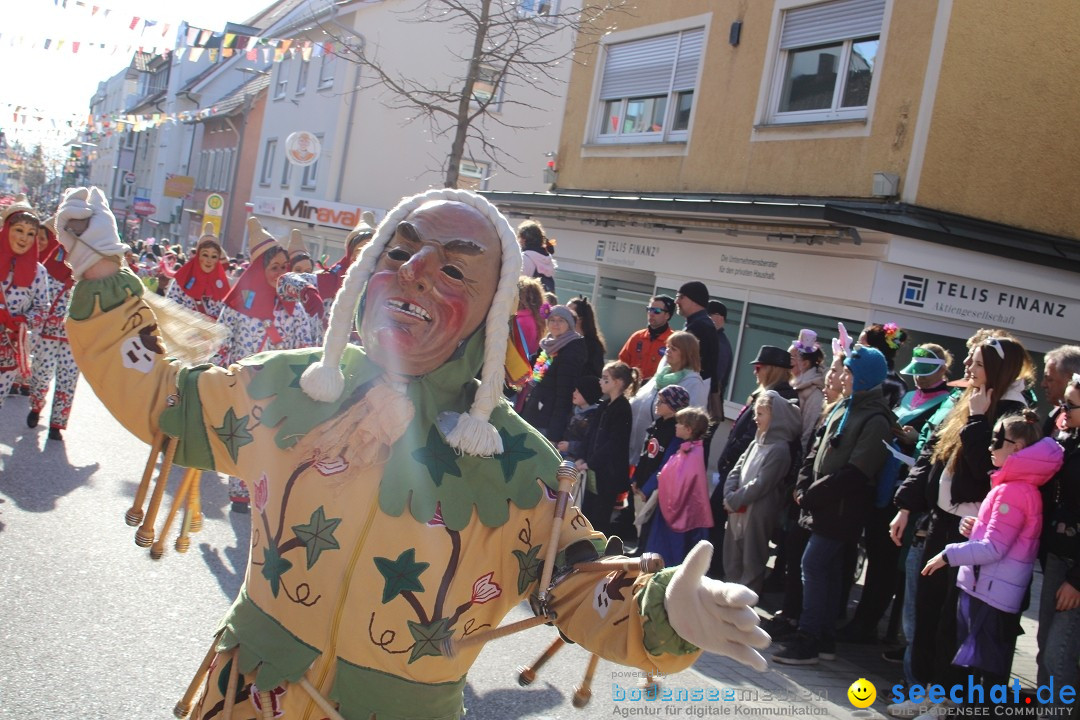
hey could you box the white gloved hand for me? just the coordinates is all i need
[55,186,127,279]
[663,540,771,671]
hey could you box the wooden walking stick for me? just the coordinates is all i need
[572,653,600,708]
[173,639,219,718]
[127,433,166,526]
[151,466,198,560]
[517,636,566,686]
[187,468,203,533]
[221,648,240,720]
[297,677,347,720]
[174,468,201,553]
[136,436,178,547]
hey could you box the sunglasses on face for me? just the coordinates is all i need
[1060,399,1080,413]
[991,426,1018,450]
[646,307,667,314]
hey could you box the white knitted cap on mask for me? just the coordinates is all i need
[299,188,523,457]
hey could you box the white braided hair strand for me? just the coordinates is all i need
[300,188,523,457]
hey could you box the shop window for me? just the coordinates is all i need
[552,268,594,306]
[594,25,703,144]
[731,303,861,407]
[766,0,884,125]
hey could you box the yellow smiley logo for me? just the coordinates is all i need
[847,678,876,708]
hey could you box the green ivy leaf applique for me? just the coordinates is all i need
[496,428,537,480]
[213,407,254,463]
[373,549,429,604]
[406,617,454,664]
[261,544,293,598]
[292,506,342,569]
[411,426,462,487]
[511,544,543,595]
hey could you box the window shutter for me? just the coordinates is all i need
[599,33,678,100]
[780,0,885,49]
[671,28,704,92]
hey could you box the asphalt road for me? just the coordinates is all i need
[0,381,717,719]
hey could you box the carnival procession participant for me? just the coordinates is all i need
[314,210,376,332]
[57,185,768,719]
[0,195,48,410]
[26,216,79,440]
[165,222,231,320]
[212,217,323,511]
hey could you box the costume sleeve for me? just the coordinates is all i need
[895,435,936,513]
[28,264,50,328]
[944,489,1026,568]
[727,448,790,510]
[65,269,254,477]
[543,505,702,675]
[800,391,824,454]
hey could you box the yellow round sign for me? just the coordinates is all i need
[206,194,224,211]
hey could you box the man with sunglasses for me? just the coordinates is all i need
[1041,345,1080,439]
[618,294,675,381]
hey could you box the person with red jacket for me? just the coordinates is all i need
[618,294,674,382]
[0,196,48,412]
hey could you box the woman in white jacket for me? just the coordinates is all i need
[629,331,708,465]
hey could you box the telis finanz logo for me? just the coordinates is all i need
[595,240,606,262]
[899,274,928,308]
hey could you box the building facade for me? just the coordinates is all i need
[488,0,1080,414]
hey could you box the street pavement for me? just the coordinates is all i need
[0,381,1044,719]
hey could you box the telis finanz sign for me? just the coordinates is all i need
[875,264,1077,340]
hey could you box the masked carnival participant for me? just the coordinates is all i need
[57,186,769,720]
[166,222,231,320]
[0,195,48,407]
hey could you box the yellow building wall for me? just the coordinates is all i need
[559,0,939,198]
[915,0,1080,238]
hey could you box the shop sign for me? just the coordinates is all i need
[253,195,381,231]
[873,264,1078,340]
[163,174,195,198]
[132,197,157,216]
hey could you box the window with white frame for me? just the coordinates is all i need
[767,0,884,124]
[457,160,489,191]
[296,58,310,94]
[318,51,336,89]
[518,0,556,18]
[260,139,277,185]
[594,27,704,144]
[300,135,322,190]
[274,57,290,100]
[471,66,504,110]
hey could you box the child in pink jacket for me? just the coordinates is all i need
[923,410,1064,686]
[646,407,714,566]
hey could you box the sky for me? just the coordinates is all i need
[1,0,274,161]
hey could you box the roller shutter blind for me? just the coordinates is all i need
[780,0,885,49]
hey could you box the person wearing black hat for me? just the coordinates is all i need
[707,300,733,420]
[676,281,719,398]
[707,345,799,579]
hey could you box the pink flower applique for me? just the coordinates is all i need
[253,473,269,513]
[471,571,501,604]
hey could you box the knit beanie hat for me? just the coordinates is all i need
[547,304,576,329]
[575,375,602,405]
[677,281,709,309]
[844,345,888,392]
[657,384,691,412]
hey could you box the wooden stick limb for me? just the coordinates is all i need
[136,437,176,547]
[173,640,218,718]
[151,464,197,560]
[175,468,200,553]
[127,433,165,526]
[537,461,579,607]
[518,636,566,686]
[572,654,601,709]
[221,648,240,720]
[257,690,274,720]
[572,554,665,574]
[297,677,346,720]
[443,614,550,658]
[188,468,203,533]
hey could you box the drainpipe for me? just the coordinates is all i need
[334,36,364,203]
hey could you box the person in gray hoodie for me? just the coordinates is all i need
[722,390,803,594]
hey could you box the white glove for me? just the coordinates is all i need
[663,540,771,671]
[55,186,128,280]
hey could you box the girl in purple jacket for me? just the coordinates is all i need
[923,410,1064,687]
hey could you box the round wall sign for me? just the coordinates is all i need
[285,131,321,167]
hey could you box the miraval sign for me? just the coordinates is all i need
[253,195,381,231]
